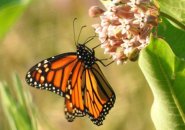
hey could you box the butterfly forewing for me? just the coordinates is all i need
[25,52,77,96]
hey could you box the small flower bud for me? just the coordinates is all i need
[128,48,140,61]
[89,6,105,18]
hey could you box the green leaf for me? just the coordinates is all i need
[158,18,185,59]
[139,37,185,130]
[0,0,30,39]
[158,0,185,29]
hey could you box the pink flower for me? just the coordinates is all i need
[89,6,105,18]
[89,0,159,64]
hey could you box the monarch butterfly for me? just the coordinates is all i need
[25,24,116,126]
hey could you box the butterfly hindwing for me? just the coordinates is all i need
[84,63,115,126]
[64,60,86,122]
[63,62,116,126]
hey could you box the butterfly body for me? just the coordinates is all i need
[26,43,115,126]
[76,44,96,68]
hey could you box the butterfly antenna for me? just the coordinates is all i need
[77,25,86,44]
[73,18,77,46]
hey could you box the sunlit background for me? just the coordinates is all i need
[0,0,155,130]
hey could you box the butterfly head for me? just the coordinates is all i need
[76,44,96,68]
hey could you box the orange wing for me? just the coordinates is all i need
[64,61,86,121]
[64,62,115,125]
[84,63,115,125]
[25,52,78,96]
[26,53,115,126]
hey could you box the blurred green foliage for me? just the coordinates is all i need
[0,74,37,130]
[0,0,30,39]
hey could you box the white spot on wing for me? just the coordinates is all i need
[34,82,37,85]
[38,63,41,67]
[44,60,48,63]
[30,78,33,82]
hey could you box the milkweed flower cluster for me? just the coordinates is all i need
[89,0,159,64]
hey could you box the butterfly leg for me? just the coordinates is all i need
[96,56,114,67]
[97,60,114,67]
